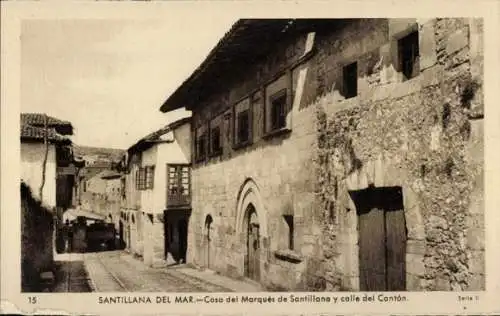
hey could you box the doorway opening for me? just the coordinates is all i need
[350,185,407,291]
[178,218,188,263]
[244,204,260,281]
[163,211,169,260]
[204,214,213,269]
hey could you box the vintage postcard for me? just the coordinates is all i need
[1,0,499,315]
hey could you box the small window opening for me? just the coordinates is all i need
[237,110,250,144]
[271,92,287,131]
[283,215,294,250]
[398,30,420,80]
[210,126,222,155]
[343,62,358,99]
[196,133,207,161]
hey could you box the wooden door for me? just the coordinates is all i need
[385,208,407,290]
[119,221,124,248]
[178,219,188,262]
[247,223,260,281]
[358,206,386,291]
[358,187,406,291]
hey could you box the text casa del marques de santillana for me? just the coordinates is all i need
[98,293,408,304]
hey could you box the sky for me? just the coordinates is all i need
[20,17,237,149]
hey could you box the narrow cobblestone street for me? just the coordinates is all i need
[54,250,262,293]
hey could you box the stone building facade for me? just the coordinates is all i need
[160,19,484,291]
[119,151,143,254]
[121,117,192,267]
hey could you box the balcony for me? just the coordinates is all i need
[166,164,191,210]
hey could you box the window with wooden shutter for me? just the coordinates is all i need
[209,115,223,157]
[234,97,252,148]
[263,73,292,138]
[237,110,250,144]
[195,125,208,162]
[270,89,287,131]
[166,164,191,208]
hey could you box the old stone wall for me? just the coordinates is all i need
[143,213,166,267]
[121,153,142,254]
[188,27,321,290]
[187,18,483,291]
[80,190,121,227]
[21,182,55,292]
[314,18,484,291]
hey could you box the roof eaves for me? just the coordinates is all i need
[127,116,191,153]
[159,20,249,113]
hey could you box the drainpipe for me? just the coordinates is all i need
[39,114,49,203]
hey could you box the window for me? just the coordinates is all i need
[398,30,420,80]
[343,62,358,98]
[167,164,191,207]
[83,180,87,192]
[210,126,222,156]
[121,178,126,199]
[270,90,287,131]
[283,215,294,250]
[236,109,250,145]
[196,132,207,162]
[145,166,155,189]
[136,167,152,190]
[135,169,143,190]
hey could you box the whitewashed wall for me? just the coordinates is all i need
[21,142,57,208]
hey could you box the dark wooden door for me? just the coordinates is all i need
[178,219,188,262]
[248,223,260,281]
[358,187,406,291]
[119,221,124,248]
[359,206,386,291]
[385,208,407,290]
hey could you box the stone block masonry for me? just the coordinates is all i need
[142,213,166,267]
[21,182,55,292]
[315,18,484,291]
[185,18,483,291]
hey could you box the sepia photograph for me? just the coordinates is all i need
[17,16,486,296]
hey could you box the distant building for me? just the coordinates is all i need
[159,19,484,291]
[121,117,191,267]
[79,169,122,230]
[73,146,124,207]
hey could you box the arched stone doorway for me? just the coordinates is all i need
[235,178,269,281]
[204,215,213,269]
[244,204,260,281]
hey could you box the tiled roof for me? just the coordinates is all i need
[21,113,71,126]
[127,116,191,153]
[143,116,191,142]
[20,124,71,144]
[160,19,346,112]
[21,113,73,135]
[98,169,122,180]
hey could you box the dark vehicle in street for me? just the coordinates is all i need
[86,221,116,251]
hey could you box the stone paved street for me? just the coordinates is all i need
[51,253,92,293]
[84,250,261,292]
